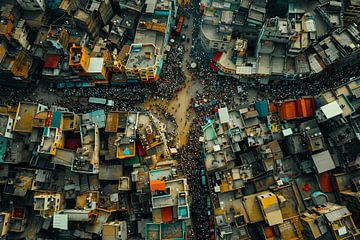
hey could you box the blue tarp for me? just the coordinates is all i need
[255,100,269,118]
[51,112,62,128]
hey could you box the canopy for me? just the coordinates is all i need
[150,180,166,192]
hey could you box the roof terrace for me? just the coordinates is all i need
[151,178,187,208]
[126,44,157,69]
[13,103,42,133]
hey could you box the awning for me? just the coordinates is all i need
[212,51,223,62]
[150,180,166,192]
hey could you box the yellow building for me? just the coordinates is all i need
[34,192,63,219]
[0,212,10,238]
[37,127,65,155]
[70,41,111,84]
[125,43,160,82]
[102,221,127,240]
[0,4,15,40]
[81,48,111,84]
[35,111,72,155]
[257,192,283,226]
[69,45,90,72]
[13,102,48,133]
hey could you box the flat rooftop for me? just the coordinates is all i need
[272,57,285,74]
[62,112,77,131]
[134,28,157,44]
[201,23,224,41]
[205,150,226,171]
[248,5,265,21]
[146,222,185,240]
[126,44,156,69]
[13,103,39,132]
[38,128,56,153]
[333,30,357,51]
[152,179,186,208]
[228,110,245,129]
[278,19,290,34]
[125,112,137,138]
[105,112,119,132]
[149,168,172,181]
[257,54,271,75]
[218,50,236,70]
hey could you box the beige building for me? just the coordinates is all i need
[34,192,63,219]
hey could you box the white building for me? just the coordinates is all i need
[316,101,343,122]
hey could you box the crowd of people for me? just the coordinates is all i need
[176,2,360,238]
[53,41,187,113]
[0,2,360,239]
[259,65,360,101]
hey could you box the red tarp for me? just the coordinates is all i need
[44,54,61,69]
[212,52,223,62]
[161,206,173,223]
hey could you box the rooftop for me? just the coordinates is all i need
[126,44,157,69]
[201,23,230,42]
[151,178,187,208]
[13,103,43,133]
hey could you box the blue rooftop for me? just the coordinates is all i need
[51,112,62,128]
[178,206,188,218]
[255,100,269,118]
[88,110,106,128]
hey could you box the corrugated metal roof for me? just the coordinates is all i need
[324,207,350,222]
[53,214,68,230]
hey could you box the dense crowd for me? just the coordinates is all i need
[0,2,360,239]
[53,41,187,113]
[177,2,360,238]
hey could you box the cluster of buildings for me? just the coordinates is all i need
[0,102,191,239]
[0,0,177,87]
[200,0,360,81]
[201,77,360,239]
